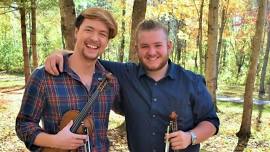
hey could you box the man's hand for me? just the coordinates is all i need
[44,50,64,75]
[165,130,191,150]
[53,120,88,150]
[34,120,88,150]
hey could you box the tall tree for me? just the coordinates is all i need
[128,0,147,62]
[175,20,183,65]
[216,0,229,84]
[31,0,38,69]
[19,1,31,83]
[259,4,270,97]
[235,0,267,151]
[206,0,219,107]
[193,0,205,74]
[59,0,76,50]
[118,0,126,62]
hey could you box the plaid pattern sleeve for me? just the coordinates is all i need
[16,68,46,151]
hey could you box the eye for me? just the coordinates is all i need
[155,44,162,48]
[85,28,92,32]
[141,45,149,49]
[100,32,108,38]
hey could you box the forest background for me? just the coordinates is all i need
[0,0,270,151]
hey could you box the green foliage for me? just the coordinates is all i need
[0,13,23,72]
[0,38,24,72]
[0,1,62,72]
[36,7,62,64]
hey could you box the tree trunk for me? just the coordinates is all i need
[206,0,219,108]
[181,40,187,68]
[175,20,182,64]
[31,0,38,69]
[128,0,147,62]
[198,0,204,74]
[118,0,126,62]
[235,0,267,151]
[259,16,270,96]
[19,3,31,84]
[59,0,76,50]
[193,0,205,74]
[216,0,229,85]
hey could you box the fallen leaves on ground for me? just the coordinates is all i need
[0,88,269,152]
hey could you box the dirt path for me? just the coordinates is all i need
[0,89,128,152]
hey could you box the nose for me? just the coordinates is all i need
[147,46,156,55]
[91,32,99,42]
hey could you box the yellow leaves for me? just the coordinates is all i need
[177,30,188,40]
[147,0,198,21]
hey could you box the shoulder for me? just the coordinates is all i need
[28,66,47,82]
[28,66,57,86]
[99,59,139,74]
[172,63,205,83]
[24,66,48,95]
[99,59,137,68]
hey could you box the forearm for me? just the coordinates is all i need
[190,121,216,144]
[62,49,73,55]
[16,118,45,150]
[34,132,58,148]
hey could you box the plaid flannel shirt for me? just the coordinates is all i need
[16,56,120,152]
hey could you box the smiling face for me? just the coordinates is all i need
[74,18,109,61]
[136,28,172,72]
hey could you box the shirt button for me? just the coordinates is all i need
[153,98,157,102]
[154,82,158,86]
[152,114,156,118]
[152,132,156,136]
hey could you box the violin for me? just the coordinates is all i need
[165,111,180,152]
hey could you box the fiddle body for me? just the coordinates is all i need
[42,110,93,152]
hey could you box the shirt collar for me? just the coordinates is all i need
[137,59,176,80]
[63,54,72,73]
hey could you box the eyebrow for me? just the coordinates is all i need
[140,42,163,45]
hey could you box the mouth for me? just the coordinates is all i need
[146,56,159,61]
[85,42,99,49]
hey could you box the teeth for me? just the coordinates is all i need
[148,57,158,61]
[86,44,98,49]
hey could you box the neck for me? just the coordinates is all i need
[69,53,96,74]
[68,53,96,89]
[146,62,168,82]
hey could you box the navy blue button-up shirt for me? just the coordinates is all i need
[101,60,219,152]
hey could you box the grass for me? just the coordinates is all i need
[0,72,24,90]
[200,101,270,151]
[218,84,270,101]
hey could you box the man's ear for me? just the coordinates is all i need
[134,44,139,55]
[167,40,173,54]
[74,28,79,40]
[134,44,138,50]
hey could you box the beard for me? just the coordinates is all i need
[81,47,101,61]
[139,56,168,72]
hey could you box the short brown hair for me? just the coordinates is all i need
[75,7,118,39]
[135,19,168,42]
